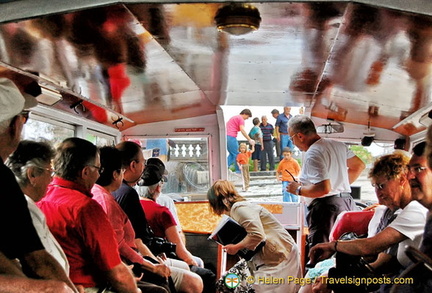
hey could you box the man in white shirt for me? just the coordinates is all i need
[287,115,365,248]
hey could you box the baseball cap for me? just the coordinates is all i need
[146,157,168,175]
[0,78,38,123]
[141,163,164,186]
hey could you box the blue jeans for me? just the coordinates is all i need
[282,181,298,202]
[227,135,239,172]
[280,134,294,159]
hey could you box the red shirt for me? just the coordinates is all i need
[92,184,144,264]
[140,199,177,238]
[38,178,121,288]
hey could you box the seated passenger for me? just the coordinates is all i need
[6,140,69,274]
[0,250,73,293]
[135,158,202,267]
[113,141,203,293]
[91,146,175,292]
[309,153,428,292]
[398,139,432,292]
[140,160,216,292]
[0,78,76,292]
[208,180,302,293]
[139,162,196,266]
[38,137,140,293]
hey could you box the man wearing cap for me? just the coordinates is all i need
[0,78,77,292]
[140,159,216,293]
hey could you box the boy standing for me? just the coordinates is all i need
[276,147,301,202]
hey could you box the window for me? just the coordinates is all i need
[23,116,74,147]
[133,137,210,200]
[86,129,116,147]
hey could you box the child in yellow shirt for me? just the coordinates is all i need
[276,147,301,202]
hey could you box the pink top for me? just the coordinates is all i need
[226,115,245,137]
[91,184,144,264]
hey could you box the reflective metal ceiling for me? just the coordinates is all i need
[0,1,432,137]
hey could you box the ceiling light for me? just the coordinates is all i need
[215,4,261,36]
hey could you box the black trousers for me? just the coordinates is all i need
[260,140,275,171]
[306,194,357,248]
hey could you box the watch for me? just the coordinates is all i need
[295,185,302,195]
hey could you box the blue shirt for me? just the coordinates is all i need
[275,113,292,134]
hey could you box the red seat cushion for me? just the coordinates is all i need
[329,210,375,241]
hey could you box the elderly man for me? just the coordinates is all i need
[404,140,432,291]
[275,107,294,159]
[411,139,432,256]
[7,140,69,274]
[38,137,140,293]
[259,115,275,171]
[287,115,365,248]
[113,141,203,293]
[0,78,76,292]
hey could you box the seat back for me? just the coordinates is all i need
[329,210,375,241]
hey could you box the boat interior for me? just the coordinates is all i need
[2,0,432,276]
[1,0,432,142]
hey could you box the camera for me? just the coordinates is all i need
[148,237,177,256]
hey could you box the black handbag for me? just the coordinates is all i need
[327,232,381,293]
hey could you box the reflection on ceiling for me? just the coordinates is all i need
[0,2,431,137]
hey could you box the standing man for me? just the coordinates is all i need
[287,115,365,248]
[0,77,76,292]
[275,107,294,160]
[271,109,281,160]
[38,137,140,292]
[226,109,254,173]
[259,115,275,171]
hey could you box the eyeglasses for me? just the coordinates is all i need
[117,168,126,174]
[20,110,30,124]
[407,165,427,174]
[289,133,298,141]
[372,180,388,190]
[88,165,104,174]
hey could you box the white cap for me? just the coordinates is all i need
[0,78,37,123]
